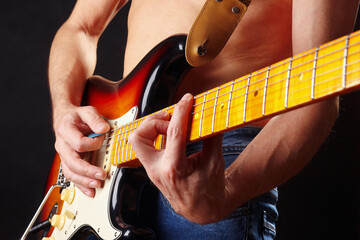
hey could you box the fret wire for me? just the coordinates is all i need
[212,87,220,133]
[226,81,235,128]
[112,127,117,165]
[115,127,123,165]
[125,122,134,163]
[117,126,125,164]
[285,57,292,108]
[262,66,270,116]
[311,47,319,100]
[199,92,207,137]
[243,74,251,122]
[342,34,350,89]
[128,122,135,160]
[130,120,138,158]
[118,125,124,164]
[122,124,130,163]
[109,129,114,166]
[124,124,130,163]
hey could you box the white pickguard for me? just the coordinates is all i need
[51,106,138,240]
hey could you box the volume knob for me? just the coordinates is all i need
[60,188,75,204]
[51,214,66,230]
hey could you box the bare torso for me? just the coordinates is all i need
[124,0,293,126]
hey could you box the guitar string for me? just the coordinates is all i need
[97,56,360,164]
[97,43,360,148]
[92,33,356,140]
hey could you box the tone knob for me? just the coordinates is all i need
[60,188,75,204]
[64,210,75,220]
[51,214,66,230]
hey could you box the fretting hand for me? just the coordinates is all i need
[129,93,231,224]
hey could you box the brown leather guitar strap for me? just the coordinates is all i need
[185,0,252,67]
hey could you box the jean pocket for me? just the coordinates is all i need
[263,210,276,240]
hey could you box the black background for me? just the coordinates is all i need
[1,1,359,240]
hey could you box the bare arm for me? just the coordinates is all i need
[49,0,128,197]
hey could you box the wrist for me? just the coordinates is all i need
[52,102,77,130]
[223,173,248,216]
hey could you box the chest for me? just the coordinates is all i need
[124,0,293,92]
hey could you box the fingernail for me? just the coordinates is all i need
[182,93,192,101]
[89,181,98,188]
[95,172,104,179]
[84,190,93,198]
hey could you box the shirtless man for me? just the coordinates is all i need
[49,0,359,239]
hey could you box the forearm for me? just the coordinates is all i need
[49,23,98,128]
[48,0,126,128]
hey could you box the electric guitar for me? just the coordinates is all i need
[27,30,360,239]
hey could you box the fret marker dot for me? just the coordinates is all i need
[254,91,258,97]
[221,104,224,109]
[299,73,304,81]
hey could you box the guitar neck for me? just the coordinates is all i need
[108,30,360,167]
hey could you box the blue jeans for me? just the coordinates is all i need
[155,127,278,240]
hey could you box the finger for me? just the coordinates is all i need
[61,161,98,197]
[76,184,95,198]
[78,106,110,134]
[130,111,170,146]
[57,107,109,153]
[63,123,106,152]
[55,139,106,180]
[129,115,169,167]
[142,111,170,124]
[135,113,169,141]
[164,93,193,166]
